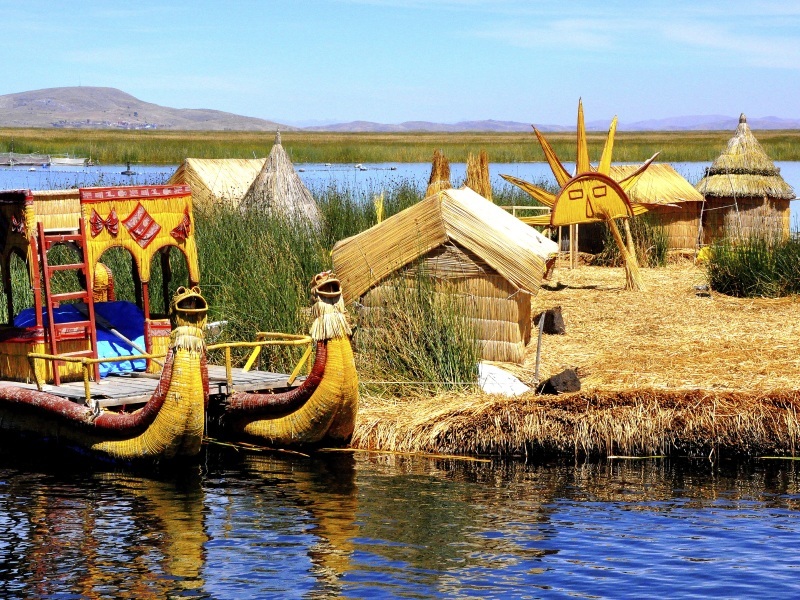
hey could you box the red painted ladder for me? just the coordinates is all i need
[37,220,100,386]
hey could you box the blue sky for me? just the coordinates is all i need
[2,1,799,126]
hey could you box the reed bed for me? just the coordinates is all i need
[352,389,800,458]
[5,128,800,164]
[353,262,800,457]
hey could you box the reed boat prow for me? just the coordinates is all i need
[217,271,359,447]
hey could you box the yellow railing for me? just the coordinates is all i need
[27,351,168,405]
[207,332,313,392]
[27,331,314,404]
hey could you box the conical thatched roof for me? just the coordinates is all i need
[696,114,795,200]
[240,132,322,226]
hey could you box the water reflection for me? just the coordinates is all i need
[0,454,207,598]
[1,450,800,598]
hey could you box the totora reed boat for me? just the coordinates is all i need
[0,184,358,463]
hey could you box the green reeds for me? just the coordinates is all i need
[596,215,670,268]
[5,128,800,164]
[355,270,480,395]
[706,232,800,297]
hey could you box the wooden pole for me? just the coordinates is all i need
[569,224,577,269]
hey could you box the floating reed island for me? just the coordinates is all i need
[351,262,800,459]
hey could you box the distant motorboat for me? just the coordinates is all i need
[121,161,136,175]
[50,154,88,167]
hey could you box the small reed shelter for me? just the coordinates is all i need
[332,187,559,364]
[240,132,322,227]
[168,158,264,209]
[696,114,795,244]
[610,163,704,250]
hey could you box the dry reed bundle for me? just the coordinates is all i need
[465,150,492,200]
[240,131,322,228]
[425,149,451,197]
[351,263,800,457]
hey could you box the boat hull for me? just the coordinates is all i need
[221,336,358,448]
[0,338,208,464]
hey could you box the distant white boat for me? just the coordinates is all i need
[50,155,88,167]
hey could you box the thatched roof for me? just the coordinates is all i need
[695,114,795,200]
[610,163,703,206]
[332,186,559,304]
[240,132,322,226]
[168,157,264,208]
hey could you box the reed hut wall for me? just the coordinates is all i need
[357,243,532,364]
[701,196,791,244]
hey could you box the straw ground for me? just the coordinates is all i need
[352,261,800,458]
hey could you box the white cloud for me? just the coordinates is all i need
[664,22,800,70]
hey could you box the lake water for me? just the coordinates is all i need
[1,161,798,227]
[2,448,800,599]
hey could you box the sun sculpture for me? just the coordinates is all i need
[502,100,657,291]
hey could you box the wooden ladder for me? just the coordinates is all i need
[37,221,100,385]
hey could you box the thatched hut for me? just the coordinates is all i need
[332,187,559,364]
[240,132,322,227]
[695,114,795,244]
[168,157,264,209]
[610,163,704,250]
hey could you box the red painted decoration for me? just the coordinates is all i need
[89,208,119,237]
[170,207,191,242]
[123,203,161,248]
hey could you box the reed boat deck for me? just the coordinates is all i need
[0,366,303,408]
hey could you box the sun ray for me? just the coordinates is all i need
[533,127,571,187]
[576,99,591,174]
[500,174,556,207]
[598,116,618,175]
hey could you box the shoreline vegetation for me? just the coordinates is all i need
[3,128,800,164]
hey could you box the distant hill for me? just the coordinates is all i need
[309,115,800,133]
[0,86,293,131]
[1,87,798,132]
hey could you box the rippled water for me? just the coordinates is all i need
[1,448,800,599]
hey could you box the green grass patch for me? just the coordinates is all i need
[706,233,800,297]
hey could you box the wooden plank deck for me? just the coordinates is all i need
[0,366,303,407]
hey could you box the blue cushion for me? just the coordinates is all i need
[14,301,148,377]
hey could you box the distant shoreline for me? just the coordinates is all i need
[3,127,800,164]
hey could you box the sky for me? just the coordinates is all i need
[2,0,799,127]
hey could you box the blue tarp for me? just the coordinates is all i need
[14,301,147,377]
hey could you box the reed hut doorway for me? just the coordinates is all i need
[148,246,191,318]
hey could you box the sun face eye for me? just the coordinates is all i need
[568,189,584,200]
[592,185,608,198]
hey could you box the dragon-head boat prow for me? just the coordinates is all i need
[309,271,352,342]
[220,271,359,448]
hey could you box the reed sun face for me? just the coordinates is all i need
[501,99,659,228]
[553,172,632,226]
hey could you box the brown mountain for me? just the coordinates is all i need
[0,86,293,131]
